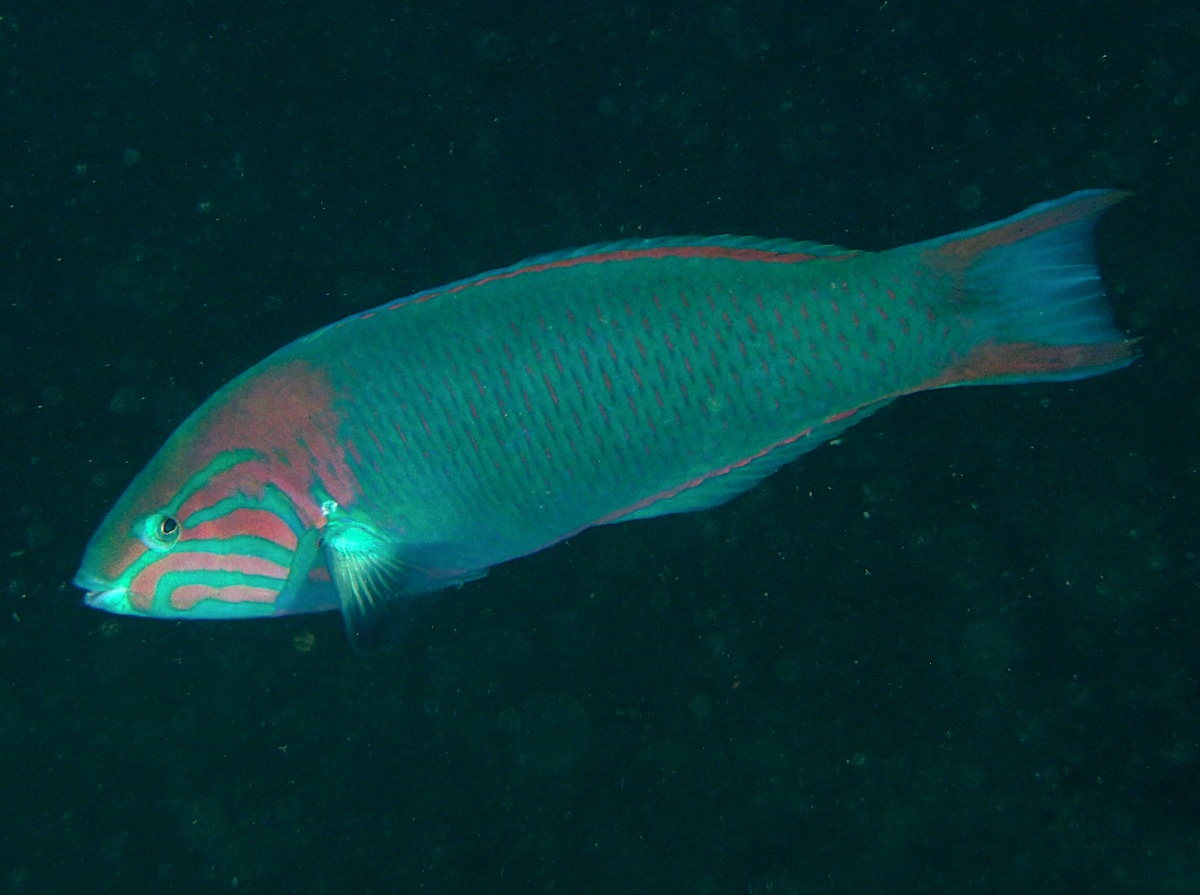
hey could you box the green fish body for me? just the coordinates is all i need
[75,191,1136,646]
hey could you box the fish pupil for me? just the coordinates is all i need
[159,516,178,537]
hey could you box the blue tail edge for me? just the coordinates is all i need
[918,189,1139,388]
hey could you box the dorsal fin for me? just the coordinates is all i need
[303,236,860,334]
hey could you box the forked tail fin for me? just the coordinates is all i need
[918,189,1139,387]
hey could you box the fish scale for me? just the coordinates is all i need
[334,257,866,534]
[75,191,1137,646]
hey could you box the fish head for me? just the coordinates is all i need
[75,360,355,620]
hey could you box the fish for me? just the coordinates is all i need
[75,190,1138,648]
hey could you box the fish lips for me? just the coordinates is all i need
[73,570,130,613]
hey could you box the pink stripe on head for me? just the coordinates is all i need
[188,360,362,522]
[171,584,281,611]
[184,506,300,551]
[131,551,289,606]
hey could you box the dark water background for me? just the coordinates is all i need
[2,1,1199,892]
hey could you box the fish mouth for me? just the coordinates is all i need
[73,570,129,612]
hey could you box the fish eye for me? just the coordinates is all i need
[140,513,181,551]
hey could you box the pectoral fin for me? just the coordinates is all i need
[320,521,432,651]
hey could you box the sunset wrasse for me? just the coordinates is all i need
[75,190,1137,647]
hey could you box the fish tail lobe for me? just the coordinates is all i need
[919,189,1139,386]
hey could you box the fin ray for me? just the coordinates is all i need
[918,189,1138,386]
[321,523,426,651]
